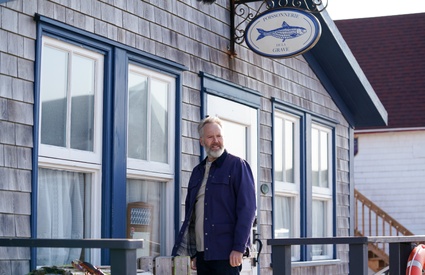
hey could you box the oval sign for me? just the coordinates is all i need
[244,8,322,58]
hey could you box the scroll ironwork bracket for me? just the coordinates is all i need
[228,0,328,58]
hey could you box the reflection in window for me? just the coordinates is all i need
[128,72,148,160]
[128,66,169,164]
[312,200,328,256]
[40,46,67,147]
[312,128,329,188]
[70,54,95,151]
[126,179,165,257]
[40,46,96,151]
[274,116,295,183]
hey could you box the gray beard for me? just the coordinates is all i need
[207,147,224,159]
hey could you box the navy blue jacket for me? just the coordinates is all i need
[172,150,256,261]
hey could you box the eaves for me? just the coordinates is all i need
[303,10,388,128]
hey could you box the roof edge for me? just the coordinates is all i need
[307,10,388,128]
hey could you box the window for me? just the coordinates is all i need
[39,37,103,163]
[37,36,103,266]
[311,123,333,259]
[35,16,185,269]
[126,64,176,257]
[127,64,175,174]
[273,106,335,262]
[274,111,301,260]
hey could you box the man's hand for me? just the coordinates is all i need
[191,257,197,270]
[229,250,243,267]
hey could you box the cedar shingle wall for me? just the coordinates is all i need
[0,1,352,274]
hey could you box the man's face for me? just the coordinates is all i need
[200,122,225,161]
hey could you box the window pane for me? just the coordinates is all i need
[70,54,96,151]
[222,120,247,160]
[274,196,294,238]
[312,200,327,256]
[127,179,164,257]
[320,131,329,188]
[274,118,283,181]
[312,127,329,188]
[37,168,91,266]
[128,72,148,160]
[150,79,168,163]
[274,117,294,183]
[40,46,68,147]
[311,128,319,186]
[274,195,300,260]
[285,120,294,183]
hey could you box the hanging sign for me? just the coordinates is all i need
[244,8,321,58]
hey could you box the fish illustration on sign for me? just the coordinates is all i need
[256,21,307,42]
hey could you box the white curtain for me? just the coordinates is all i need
[274,196,293,238]
[37,168,85,266]
[312,200,325,256]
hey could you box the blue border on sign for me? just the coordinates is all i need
[244,7,321,58]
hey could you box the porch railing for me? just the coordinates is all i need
[0,238,143,275]
[355,188,413,238]
[267,235,425,275]
[355,188,414,270]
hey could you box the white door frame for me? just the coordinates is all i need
[206,94,259,275]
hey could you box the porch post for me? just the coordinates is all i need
[110,248,138,275]
[271,244,291,275]
[348,242,368,275]
[389,242,412,275]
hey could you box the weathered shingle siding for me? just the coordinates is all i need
[0,0,353,274]
[0,1,35,272]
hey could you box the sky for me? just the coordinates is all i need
[325,0,425,20]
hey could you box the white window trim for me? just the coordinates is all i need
[311,123,333,191]
[38,36,104,164]
[275,192,301,260]
[311,123,333,260]
[274,111,301,188]
[38,36,104,265]
[311,196,333,260]
[126,65,176,256]
[37,158,102,264]
[274,111,302,260]
[127,64,176,175]
[125,172,175,256]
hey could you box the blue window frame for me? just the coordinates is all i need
[272,98,337,262]
[33,14,186,268]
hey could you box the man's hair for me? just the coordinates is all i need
[198,116,223,137]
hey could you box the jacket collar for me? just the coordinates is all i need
[200,149,228,168]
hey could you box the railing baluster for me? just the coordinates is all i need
[362,201,365,235]
[369,206,372,235]
[354,189,414,270]
[355,196,359,233]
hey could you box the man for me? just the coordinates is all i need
[172,116,256,275]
